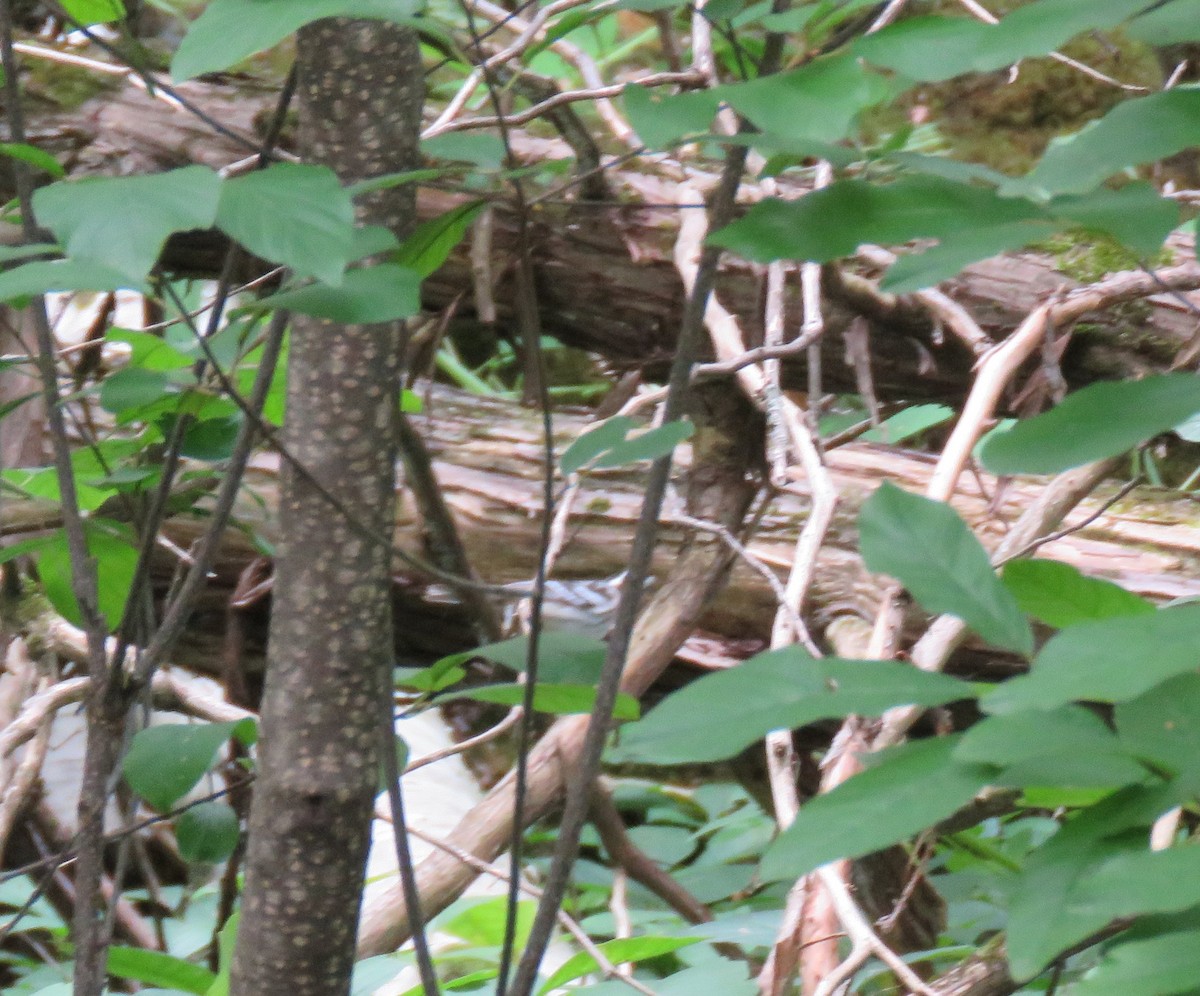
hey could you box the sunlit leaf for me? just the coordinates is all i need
[539,936,699,995]
[1002,559,1153,628]
[106,946,215,994]
[446,682,639,719]
[0,142,64,178]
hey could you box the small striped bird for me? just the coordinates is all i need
[424,572,640,639]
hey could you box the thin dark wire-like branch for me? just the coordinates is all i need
[452,7,559,992]
[0,10,113,992]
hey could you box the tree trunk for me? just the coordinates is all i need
[229,20,423,996]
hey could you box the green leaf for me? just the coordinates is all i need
[217,164,355,285]
[0,142,64,178]
[106,946,215,995]
[255,265,421,322]
[1006,782,1197,977]
[623,85,718,149]
[206,912,238,996]
[861,404,954,444]
[859,482,1032,654]
[33,167,221,282]
[1002,559,1153,629]
[717,53,892,143]
[100,368,170,416]
[175,801,240,863]
[854,0,1150,82]
[979,375,1200,475]
[0,258,149,301]
[592,420,693,469]
[761,736,994,881]
[421,132,506,169]
[982,605,1200,715]
[123,720,255,812]
[1047,183,1179,257]
[441,896,534,947]
[172,0,422,81]
[957,706,1148,789]
[611,646,973,765]
[880,219,1058,293]
[710,176,1043,265]
[1008,87,1200,197]
[446,682,639,720]
[1073,923,1200,995]
[561,415,636,475]
[37,522,137,630]
[61,0,126,24]
[539,936,700,995]
[108,328,195,371]
[1116,673,1200,775]
[393,200,485,278]
[1128,0,1200,44]
[471,632,608,683]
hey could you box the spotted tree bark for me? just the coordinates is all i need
[228,20,423,996]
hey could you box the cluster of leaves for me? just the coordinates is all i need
[8,0,1200,993]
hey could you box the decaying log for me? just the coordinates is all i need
[10,74,1200,411]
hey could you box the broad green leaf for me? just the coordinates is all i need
[880,219,1057,293]
[1116,673,1200,775]
[980,375,1200,475]
[217,164,355,285]
[592,420,693,469]
[441,897,534,948]
[393,200,485,278]
[471,632,608,683]
[710,176,1043,264]
[623,85,718,149]
[37,522,137,630]
[351,225,401,261]
[1066,847,1200,928]
[716,53,891,143]
[108,329,195,372]
[957,705,1124,766]
[348,168,446,197]
[861,404,953,444]
[855,0,1150,83]
[33,167,220,282]
[561,415,637,475]
[982,605,1200,715]
[1128,0,1200,44]
[61,0,125,23]
[446,682,639,720]
[859,483,1032,654]
[172,0,422,80]
[1073,922,1200,995]
[123,720,255,812]
[611,646,973,765]
[1002,559,1153,628]
[539,936,699,995]
[0,142,64,178]
[0,258,148,301]
[175,801,240,863]
[761,736,994,881]
[1008,88,1200,197]
[100,368,170,416]
[421,131,506,169]
[106,947,215,994]
[255,265,421,322]
[180,415,242,462]
[1047,183,1179,257]
[1006,782,1198,977]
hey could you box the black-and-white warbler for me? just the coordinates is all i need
[425,572,638,639]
